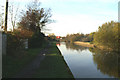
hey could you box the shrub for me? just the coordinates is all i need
[28,32,46,48]
[7,33,24,55]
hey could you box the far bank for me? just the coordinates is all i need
[74,41,113,51]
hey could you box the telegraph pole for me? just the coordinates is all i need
[4,0,8,32]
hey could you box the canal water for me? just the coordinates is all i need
[57,42,119,78]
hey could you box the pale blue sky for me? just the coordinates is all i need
[0,0,119,36]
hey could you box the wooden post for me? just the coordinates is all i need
[4,0,8,32]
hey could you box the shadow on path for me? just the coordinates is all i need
[13,44,51,78]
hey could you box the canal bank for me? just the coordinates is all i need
[56,45,74,78]
[31,42,74,78]
[74,41,113,51]
[74,41,94,48]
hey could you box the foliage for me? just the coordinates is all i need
[7,32,24,55]
[28,32,46,48]
[64,33,94,43]
[7,28,34,54]
[64,21,119,51]
[18,0,52,33]
[93,21,120,51]
[17,0,53,48]
[13,29,33,39]
[47,33,58,41]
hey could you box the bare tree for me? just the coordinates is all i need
[0,6,5,30]
[0,13,4,29]
[18,0,52,33]
[9,2,19,32]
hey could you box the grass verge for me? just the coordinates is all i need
[2,47,44,78]
[32,42,74,78]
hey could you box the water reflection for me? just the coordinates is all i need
[57,42,120,78]
[89,48,120,78]
[65,42,88,52]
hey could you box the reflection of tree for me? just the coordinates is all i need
[89,48,120,78]
[65,42,88,52]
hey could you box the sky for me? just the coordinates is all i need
[0,0,119,36]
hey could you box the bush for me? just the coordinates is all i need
[93,21,120,51]
[89,41,93,44]
[28,32,46,48]
[7,33,24,55]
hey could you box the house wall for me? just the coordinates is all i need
[0,32,2,79]
[0,32,7,79]
[0,32,2,54]
[2,33,7,55]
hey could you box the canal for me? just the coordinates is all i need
[57,42,119,78]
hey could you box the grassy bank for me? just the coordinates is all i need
[3,42,74,78]
[32,42,74,78]
[3,47,44,78]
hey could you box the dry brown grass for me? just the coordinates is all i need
[74,41,94,47]
[74,41,113,51]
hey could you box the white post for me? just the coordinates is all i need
[25,39,28,49]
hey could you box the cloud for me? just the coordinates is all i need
[39,0,119,4]
[46,14,105,36]
[9,0,32,2]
